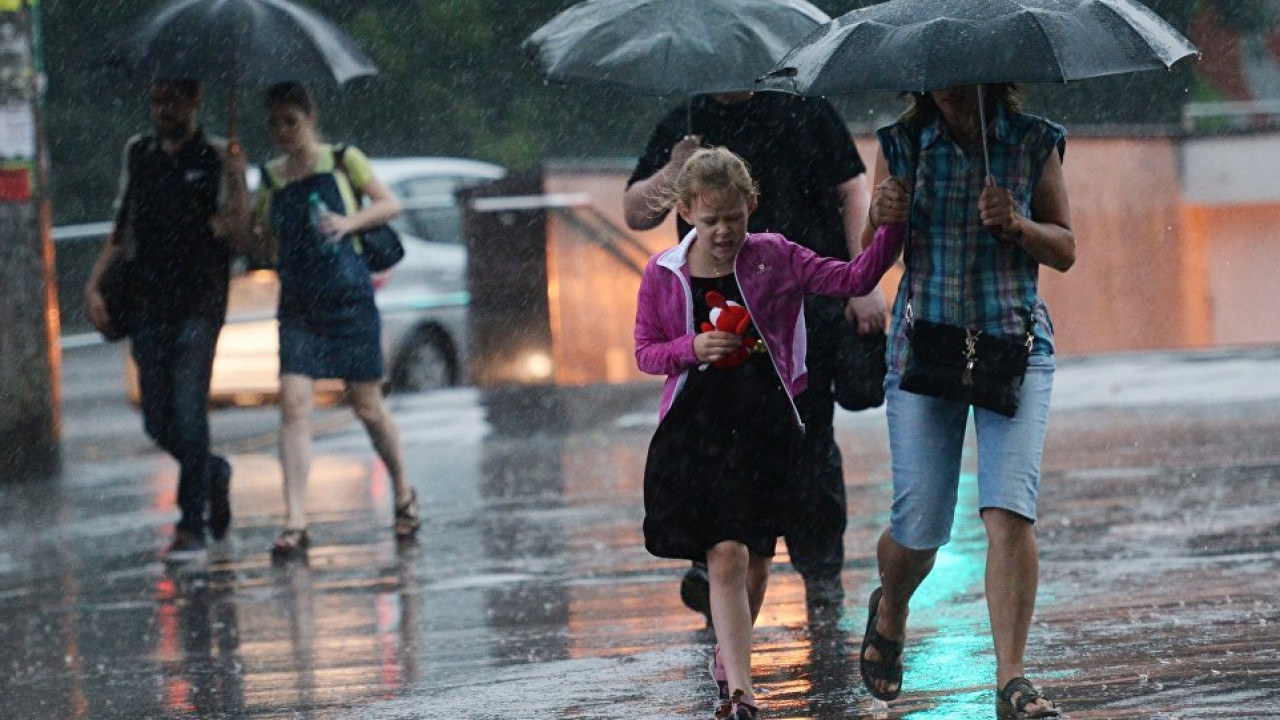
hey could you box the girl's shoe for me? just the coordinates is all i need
[394,489,421,539]
[714,689,759,720]
[708,644,728,701]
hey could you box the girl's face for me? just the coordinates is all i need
[679,187,756,265]
[266,103,316,153]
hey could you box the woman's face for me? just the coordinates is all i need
[267,102,316,153]
[930,85,981,125]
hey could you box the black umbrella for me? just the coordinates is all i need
[763,0,1196,174]
[106,0,378,141]
[523,0,830,131]
[766,0,1196,95]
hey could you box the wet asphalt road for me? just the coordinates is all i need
[3,345,1280,719]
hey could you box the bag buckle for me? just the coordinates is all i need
[962,328,980,386]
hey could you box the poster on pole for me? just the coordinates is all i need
[0,1,34,201]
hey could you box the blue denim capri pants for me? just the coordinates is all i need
[885,353,1056,551]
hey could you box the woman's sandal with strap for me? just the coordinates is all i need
[271,528,309,559]
[394,489,421,539]
[860,586,905,701]
[713,688,759,720]
[997,676,1060,719]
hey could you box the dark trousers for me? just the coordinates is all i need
[130,314,222,537]
[785,305,848,583]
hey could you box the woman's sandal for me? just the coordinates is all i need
[271,528,310,558]
[997,676,1061,719]
[714,688,759,720]
[860,586,905,701]
[394,489,421,539]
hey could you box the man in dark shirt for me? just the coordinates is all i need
[624,91,887,616]
[85,78,249,561]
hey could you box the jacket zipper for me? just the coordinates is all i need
[731,252,804,430]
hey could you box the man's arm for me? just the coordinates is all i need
[209,139,252,252]
[623,134,702,230]
[837,172,887,332]
[836,174,870,257]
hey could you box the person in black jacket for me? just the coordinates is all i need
[84,78,249,561]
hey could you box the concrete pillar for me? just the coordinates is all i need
[0,1,60,478]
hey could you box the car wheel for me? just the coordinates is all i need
[392,327,457,393]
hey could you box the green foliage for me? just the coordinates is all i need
[43,0,1205,225]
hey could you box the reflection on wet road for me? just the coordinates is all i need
[3,385,1280,718]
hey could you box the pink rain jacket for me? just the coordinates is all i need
[634,227,904,423]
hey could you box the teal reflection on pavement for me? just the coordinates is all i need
[903,463,997,717]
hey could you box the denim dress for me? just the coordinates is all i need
[268,170,383,381]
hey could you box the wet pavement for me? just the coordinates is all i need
[3,346,1280,718]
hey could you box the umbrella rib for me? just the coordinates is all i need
[1021,9,1066,84]
[1089,0,1188,69]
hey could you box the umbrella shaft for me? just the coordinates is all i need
[977,85,991,180]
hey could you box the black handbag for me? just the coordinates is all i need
[359,224,405,272]
[97,253,133,342]
[832,322,887,411]
[334,145,405,272]
[900,308,1033,418]
[894,123,1033,418]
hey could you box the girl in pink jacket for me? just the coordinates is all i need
[633,147,903,719]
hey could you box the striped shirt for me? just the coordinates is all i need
[876,105,1066,372]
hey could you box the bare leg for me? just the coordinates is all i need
[347,381,410,504]
[707,541,764,708]
[863,527,937,698]
[983,508,1054,714]
[279,374,315,531]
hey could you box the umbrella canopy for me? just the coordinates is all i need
[524,0,830,96]
[764,0,1197,95]
[107,0,377,87]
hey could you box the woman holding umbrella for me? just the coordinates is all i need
[251,81,419,556]
[859,83,1073,718]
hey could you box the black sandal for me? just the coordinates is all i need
[394,489,421,539]
[859,586,904,701]
[997,676,1060,719]
[271,528,309,559]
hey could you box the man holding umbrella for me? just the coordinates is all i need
[623,90,884,618]
[85,78,250,560]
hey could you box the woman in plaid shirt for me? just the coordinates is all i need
[857,84,1075,719]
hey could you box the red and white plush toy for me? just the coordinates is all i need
[700,290,756,369]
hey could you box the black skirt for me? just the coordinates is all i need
[642,274,802,561]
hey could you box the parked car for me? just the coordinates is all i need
[109,155,505,405]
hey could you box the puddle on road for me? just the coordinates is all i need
[2,402,1280,717]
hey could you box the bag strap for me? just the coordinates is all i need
[332,143,366,203]
[258,162,274,190]
[900,122,1034,343]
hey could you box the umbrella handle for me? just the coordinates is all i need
[227,85,240,156]
[976,85,990,181]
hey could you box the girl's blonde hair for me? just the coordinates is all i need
[655,146,758,213]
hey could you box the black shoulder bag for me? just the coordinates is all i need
[98,138,150,341]
[897,127,1034,418]
[334,145,404,272]
[833,323,887,411]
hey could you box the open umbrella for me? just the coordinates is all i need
[523,0,829,131]
[763,0,1196,174]
[105,0,378,142]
